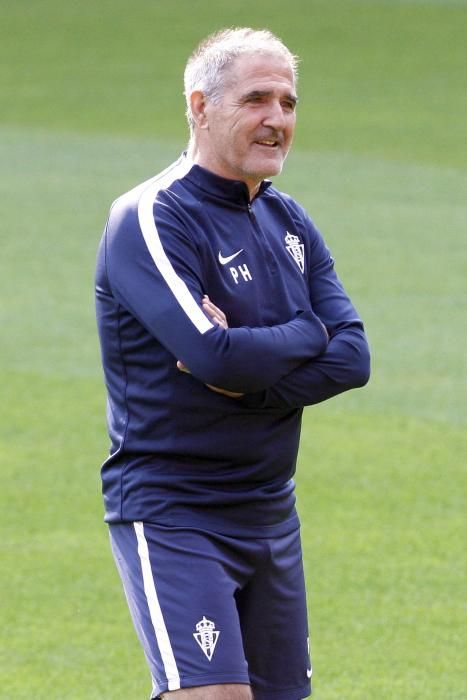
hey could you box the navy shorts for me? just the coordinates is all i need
[109,522,312,699]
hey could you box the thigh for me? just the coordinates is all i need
[160,683,253,698]
[236,528,312,700]
[109,522,252,698]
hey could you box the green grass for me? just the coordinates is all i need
[298,413,465,699]
[1,0,466,166]
[1,1,466,698]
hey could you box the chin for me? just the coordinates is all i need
[261,163,284,179]
[261,153,286,176]
[249,159,284,181]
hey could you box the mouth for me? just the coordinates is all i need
[254,138,281,149]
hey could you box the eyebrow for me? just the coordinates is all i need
[242,89,299,106]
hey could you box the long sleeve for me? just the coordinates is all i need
[240,217,371,408]
[95,161,370,529]
[241,321,370,409]
[97,189,329,395]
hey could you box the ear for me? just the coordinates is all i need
[190,91,209,130]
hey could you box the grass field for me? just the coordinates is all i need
[1,1,466,698]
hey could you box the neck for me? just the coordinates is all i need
[186,139,261,202]
[186,138,198,163]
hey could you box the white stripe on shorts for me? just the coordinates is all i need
[134,521,181,691]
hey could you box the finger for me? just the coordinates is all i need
[202,301,228,328]
[202,295,225,316]
[202,297,224,316]
[211,314,227,328]
[214,315,228,329]
[206,383,244,398]
[203,307,228,328]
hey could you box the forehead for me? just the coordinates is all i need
[225,52,296,96]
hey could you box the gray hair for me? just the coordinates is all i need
[183,27,299,135]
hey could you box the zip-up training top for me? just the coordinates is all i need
[95,154,370,535]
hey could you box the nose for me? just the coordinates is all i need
[262,99,288,130]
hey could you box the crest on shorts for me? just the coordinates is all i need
[284,231,305,273]
[193,616,220,661]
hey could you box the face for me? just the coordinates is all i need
[193,52,297,197]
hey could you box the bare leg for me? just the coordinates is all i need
[159,684,253,699]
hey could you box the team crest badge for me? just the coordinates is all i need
[193,616,220,661]
[284,231,305,273]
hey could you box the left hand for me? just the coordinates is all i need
[201,295,228,329]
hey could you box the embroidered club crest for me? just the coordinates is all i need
[193,616,220,661]
[284,231,305,273]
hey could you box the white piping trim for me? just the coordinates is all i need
[134,521,181,691]
[137,155,213,334]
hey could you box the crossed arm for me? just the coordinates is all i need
[178,295,369,409]
[103,197,369,403]
[177,295,246,398]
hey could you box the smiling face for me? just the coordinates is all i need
[191,52,297,198]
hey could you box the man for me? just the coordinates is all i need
[95,28,370,700]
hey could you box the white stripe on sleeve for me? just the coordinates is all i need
[134,521,181,691]
[137,156,213,335]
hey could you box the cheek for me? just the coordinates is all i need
[285,114,296,137]
[225,121,250,152]
[290,114,297,133]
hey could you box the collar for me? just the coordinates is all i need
[183,158,272,206]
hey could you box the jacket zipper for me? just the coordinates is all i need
[247,203,278,274]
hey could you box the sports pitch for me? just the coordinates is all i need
[1,1,466,698]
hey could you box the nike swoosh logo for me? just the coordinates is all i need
[218,249,244,265]
[307,668,312,679]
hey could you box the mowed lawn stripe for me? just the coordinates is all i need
[1,126,465,697]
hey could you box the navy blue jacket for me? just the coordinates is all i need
[95,154,370,535]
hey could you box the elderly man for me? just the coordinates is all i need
[96,27,370,700]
